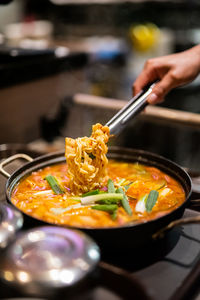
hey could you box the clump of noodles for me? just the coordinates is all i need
[65,123,110,195]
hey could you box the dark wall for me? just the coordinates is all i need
[24,1,200,31]
[23,0,200,52]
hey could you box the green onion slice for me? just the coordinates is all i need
[97,199,121,205]
[118,178,126,185]
[111,209,118,220]
[124,182,133,191]
[135,194,148,213]
[81,193,123,205]
[133,163,147,174]
[154,180,166,191]
[45,175,65,195]
[107,178,116,193]
[146,190,159,212]
[92,204,118,213]
[82,189,100,197]
[116,187,132,216]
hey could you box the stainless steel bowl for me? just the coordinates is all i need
[0,226,100,297]
[0,202,23,249]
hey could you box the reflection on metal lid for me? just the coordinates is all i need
[0,203,23,249]
[0,226,100,296]
[4,298,45,300]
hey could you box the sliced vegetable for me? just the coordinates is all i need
[92,204,118,213]
[154,179,166,191]
[116,187,132,216]
[82,189,100,197]
[99,190,107,194]
[135,194,148,213]
[133,163,147,174]
[118,178,126,186]
[124,182,133,191]
[97,199,121,205]
[67,197,81,202]
[50,204,82,215]
[50,207,69,215]
[107,178,115,193]
[81,193,123,205]
[45,175,65,195]
[32,190,52,196]
[146,190,159,212]
[127,195,137,200]
[159,188,172,197]
[111,209,118,220]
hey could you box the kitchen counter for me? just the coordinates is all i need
[0,46,88,89]
[0,46,89,144]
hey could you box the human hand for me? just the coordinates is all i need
[133,45,200,104]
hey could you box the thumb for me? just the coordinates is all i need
[147,74,175,104]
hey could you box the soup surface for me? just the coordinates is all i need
[11,160,185,228]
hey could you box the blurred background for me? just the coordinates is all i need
[1,0,200,171]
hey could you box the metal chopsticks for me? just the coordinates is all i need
[105,82,156,135]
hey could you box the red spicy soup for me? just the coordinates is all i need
[11,160,185,228]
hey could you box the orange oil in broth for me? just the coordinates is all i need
[11,160,186,228]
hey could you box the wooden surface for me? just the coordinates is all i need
[74,93,200,129]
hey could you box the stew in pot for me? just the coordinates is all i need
[11,123,185,228]
[11,159,185,228]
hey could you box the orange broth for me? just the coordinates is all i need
[11,160,185,228]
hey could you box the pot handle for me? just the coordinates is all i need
[153,213,200,240]
[0,153,33,178]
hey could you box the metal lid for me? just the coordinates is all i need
[3,298,45,300]
[0,226,100,295]
[0,202,23,249]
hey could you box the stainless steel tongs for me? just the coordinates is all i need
[106,82,156,135]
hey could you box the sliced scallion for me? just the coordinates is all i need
[81,193,123,205]
[154,180,166,191]
[133,163,147,174]
[146,190,159,212]
[82,189,100,197]
[107,178,116,193]
[117,178,126,186]
[116,187,132,216]
[135,194,148,213]
[91,204,118,213]
[111,209,118,220]
[45,175,65,195]
[50,207,69,215]
[50,203,82,215]
[124,182,133,191]
[67,197,81,202]
[96,199,121,205]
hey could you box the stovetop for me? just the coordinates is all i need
[102,209,200,300]
[0,144,200,300]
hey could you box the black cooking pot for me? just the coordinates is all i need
[0,147,195,251]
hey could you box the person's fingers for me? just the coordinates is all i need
[132,60,158,95]
[147,73,175,104]
[132,74,149,95]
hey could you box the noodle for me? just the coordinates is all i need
[65,123,110,195]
